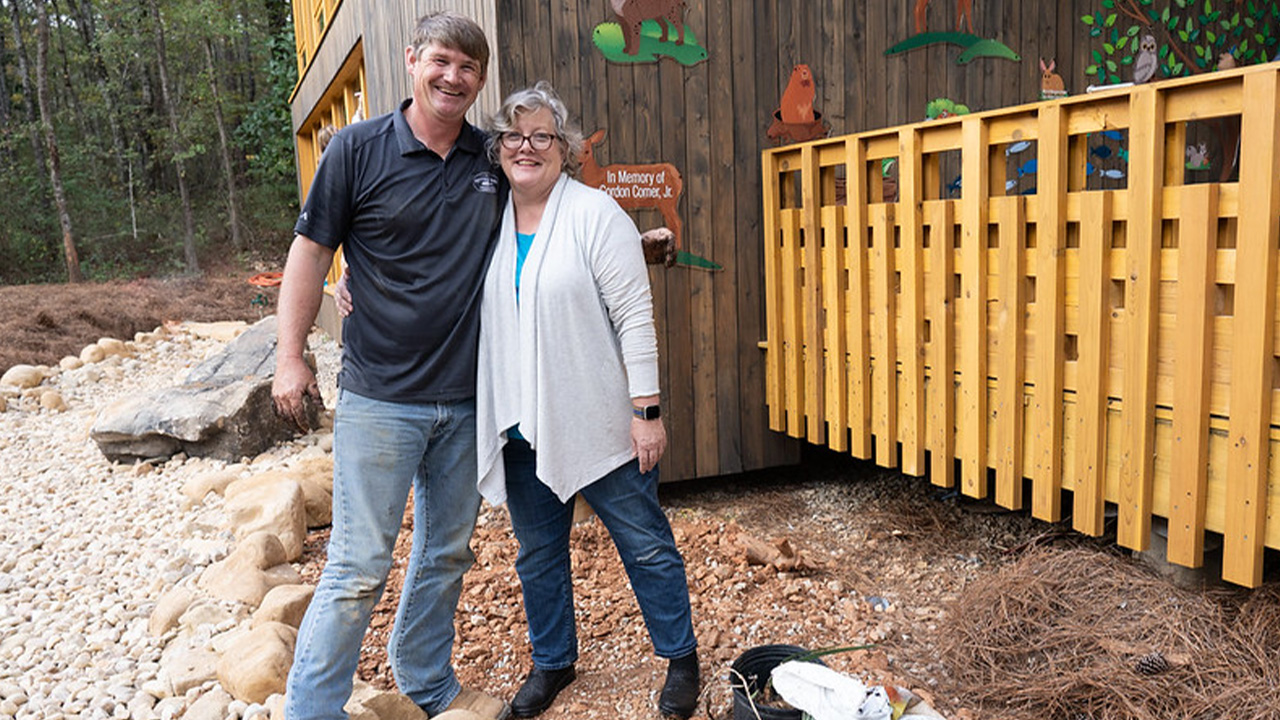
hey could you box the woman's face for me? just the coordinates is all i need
[499,107,564,199]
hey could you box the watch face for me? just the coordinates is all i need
[634,405,661,420]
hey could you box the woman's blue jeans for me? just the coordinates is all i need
[285,390,481,719]
[502,438,697,670]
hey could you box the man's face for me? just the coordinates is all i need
[406,41,485,126]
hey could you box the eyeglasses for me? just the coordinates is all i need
[499,131,558,151]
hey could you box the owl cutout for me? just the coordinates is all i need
[1133,35,1158,84]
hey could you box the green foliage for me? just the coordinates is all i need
[1081,0,1280,84]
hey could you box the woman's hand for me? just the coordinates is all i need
[631,415,667,474]
[334,267,353,317]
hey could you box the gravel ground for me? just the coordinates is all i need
[0,322,1062,720]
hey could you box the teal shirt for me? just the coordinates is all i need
[509,231,536,441]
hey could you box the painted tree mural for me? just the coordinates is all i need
[1082,0,1280,85]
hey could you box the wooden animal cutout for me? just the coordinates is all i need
[579,129,684,247]
[612,0,686,56]
[1133,34,1158,83]
[1039,58,1066,100]
[767,64,829,145]
[1186,142,1210,170]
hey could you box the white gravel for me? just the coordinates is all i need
[0,326,339,720]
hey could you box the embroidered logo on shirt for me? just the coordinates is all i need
[472,172,500,194]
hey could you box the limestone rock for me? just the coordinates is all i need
[60,356,84,371]
[224,480,307,561]
[0,364,43,389]
[149,586,196,637]
[0,395,7,413]
[98,337,129,357]
[215,622,297,704]
[264,694,285,720]
[251,584,313,629]
[345,681,430,720]
[80,344,107,364]
[198,532,301,606]
[183,466,246,503]
[40,391,67,412]
[227,461,332,529]
[178,602,235,632]
[183,686,232,720]
[159,639,219,696]
[90,317,317,462]
[184,321,248,342]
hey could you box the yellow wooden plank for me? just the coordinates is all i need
[1168,184,1218,568]
[846,138,873,458]
[822,205,849,452]
[870,203,899,467]
[898,128,926,476]
[780,209,804,438]
[927,200,957,488]
[801,145,826,445]
[1117,85,1165,552]
[961,117,991,497]
[1224,71,1280,587]
[1032,104,1068,521]
[994,196,1027,509]
[761,154,785,430]
[1073,192,1114,536]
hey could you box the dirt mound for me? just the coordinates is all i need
[0,275,274,373]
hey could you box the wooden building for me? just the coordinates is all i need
[289,1,1275,500]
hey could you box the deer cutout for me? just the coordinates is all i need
[611,0,687,56]
[914,0,975,34]
[579,129,684,248]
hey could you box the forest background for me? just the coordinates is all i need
[0,0,296,285]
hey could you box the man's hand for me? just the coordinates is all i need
[631,416,667,474]
[641,227,677,268]
[273,355,321,433]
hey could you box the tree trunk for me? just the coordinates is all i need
[148,0,199,273]
[9,0,48,173]
[34,0,81,283]
[204,37,243,251]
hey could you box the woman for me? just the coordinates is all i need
[474,82,699,719]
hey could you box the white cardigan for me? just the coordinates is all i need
[475,174,660,504]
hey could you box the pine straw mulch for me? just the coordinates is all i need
[938,546,1280,720]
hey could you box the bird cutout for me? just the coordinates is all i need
[1133,34,1159,84]
[1186,142,1211,171]
[1039,58,1067,101]
[349,91,365,124]
[767,64,830,145]
[592,0,707,65]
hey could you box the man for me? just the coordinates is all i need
[272,12,509,720]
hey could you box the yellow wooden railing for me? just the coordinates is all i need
[762,63,1280,587]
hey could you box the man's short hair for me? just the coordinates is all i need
[412,12,490,77]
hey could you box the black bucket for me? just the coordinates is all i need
[729,644,824,720]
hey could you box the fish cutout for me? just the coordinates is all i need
[1090,144,1112,160]
[1086,162,1096,176]
[1100,168,1126,179]
[1101,130,1124,141]
[1005,179,1018,191]
[1005,141,1032,156]
[1018,159,1038,177]
[948,175,963,194]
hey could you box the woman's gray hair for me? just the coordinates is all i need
[487,81,584,178]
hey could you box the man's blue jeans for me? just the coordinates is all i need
[285,390,481,719]
[502,438,697,670]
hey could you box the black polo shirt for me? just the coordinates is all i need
[296,99,505,403]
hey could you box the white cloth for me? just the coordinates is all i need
[476,173,659,504]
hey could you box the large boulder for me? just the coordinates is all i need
[216,622,297,704]
[89,317,319,462]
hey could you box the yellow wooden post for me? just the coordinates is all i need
[898,128,927,476]
[1032,104,1068,521]
[761,156,785,430]
[1224,70,1280,587]
[1073,191,1114,536]
[993,197,1027,509]
[1118,86,1165,552]
[870,203,899,467]
[822,204,849,453]
[961,117,991,497]
[781,207,805,438]
[801,145,826,445]
[1168,184,1219,568]
[927,200,957,488]
[846,138,873,458]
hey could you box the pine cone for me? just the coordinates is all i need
[1135,650,1169,675]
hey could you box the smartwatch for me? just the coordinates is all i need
[632,404,661,420]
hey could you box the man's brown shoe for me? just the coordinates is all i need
[444,688,511,720]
